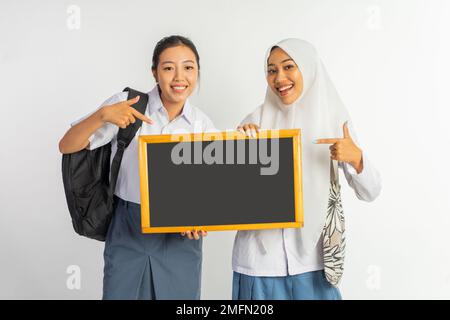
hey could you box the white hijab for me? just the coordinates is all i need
[244,38,350,255]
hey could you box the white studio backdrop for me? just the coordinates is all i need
[1,0,449,299]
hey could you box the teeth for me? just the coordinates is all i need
[173,86,187,90]
[278,85,293,92]
[278,84,292,92]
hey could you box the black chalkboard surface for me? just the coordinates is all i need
[138,130,303,233]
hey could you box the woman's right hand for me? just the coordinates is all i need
[237,123,260,138]
[181,230,208,240]
[101,96,153,128]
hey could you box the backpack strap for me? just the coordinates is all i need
[109,87,149,196]
[117,87,149,148]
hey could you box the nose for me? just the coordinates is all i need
[174,66,184,82]
[274,69,286,84]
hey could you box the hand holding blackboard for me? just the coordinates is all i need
[237,123,260,138]
[181,230,208,240]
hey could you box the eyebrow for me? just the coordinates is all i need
[267,58,294,67]
[161,60,196,65]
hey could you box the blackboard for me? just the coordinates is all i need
[138,130,303,233]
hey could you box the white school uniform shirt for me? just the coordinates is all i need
[72,86,216,204]
[232,121,382,277]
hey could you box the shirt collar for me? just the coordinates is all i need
[147,86,194,124]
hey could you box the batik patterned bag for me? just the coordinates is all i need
[322,159,346,286]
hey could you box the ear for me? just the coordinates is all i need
[152,68,158,83]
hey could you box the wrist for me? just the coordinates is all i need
[351,150,363,174]
[98,106,109,124]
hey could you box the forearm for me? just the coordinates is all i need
[59,108,106,154]
[342,153,382,202]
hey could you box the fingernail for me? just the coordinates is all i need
[312,140,317,144]
[251,129,257,138]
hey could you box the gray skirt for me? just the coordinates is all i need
[233,270,342,300]
[103,197,202,300]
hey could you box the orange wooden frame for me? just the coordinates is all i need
[138,129,303,233]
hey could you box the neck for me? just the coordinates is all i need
[160,93,185,121]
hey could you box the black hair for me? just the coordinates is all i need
[151,35,200,71]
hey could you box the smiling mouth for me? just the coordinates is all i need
[171,85,188,93]
[277,84,294,96]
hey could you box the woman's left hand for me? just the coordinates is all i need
[315,122,363,174]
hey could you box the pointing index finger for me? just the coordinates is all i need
[131,108,153,124]
[315,138,342,144]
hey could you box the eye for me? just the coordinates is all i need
[185,65,194,71]
[267,69,277,75]
[163,66,173,71]
[284,64,295,70]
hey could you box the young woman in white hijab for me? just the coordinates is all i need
[233,38,382,300]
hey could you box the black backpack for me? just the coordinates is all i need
[62,87,149,241]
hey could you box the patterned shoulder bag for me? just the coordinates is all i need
[322,159,346,286]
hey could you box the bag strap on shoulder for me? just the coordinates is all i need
[109,87,149,195]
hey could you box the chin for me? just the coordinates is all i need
[169,96,188,104]
[280,97,294,105]
[280,92,302,105]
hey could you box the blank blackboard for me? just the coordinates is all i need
[138,130,303,233]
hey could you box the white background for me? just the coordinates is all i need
[1,0,449,299]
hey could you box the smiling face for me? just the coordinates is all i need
[266,47,304,105]
[152,45,198,107]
